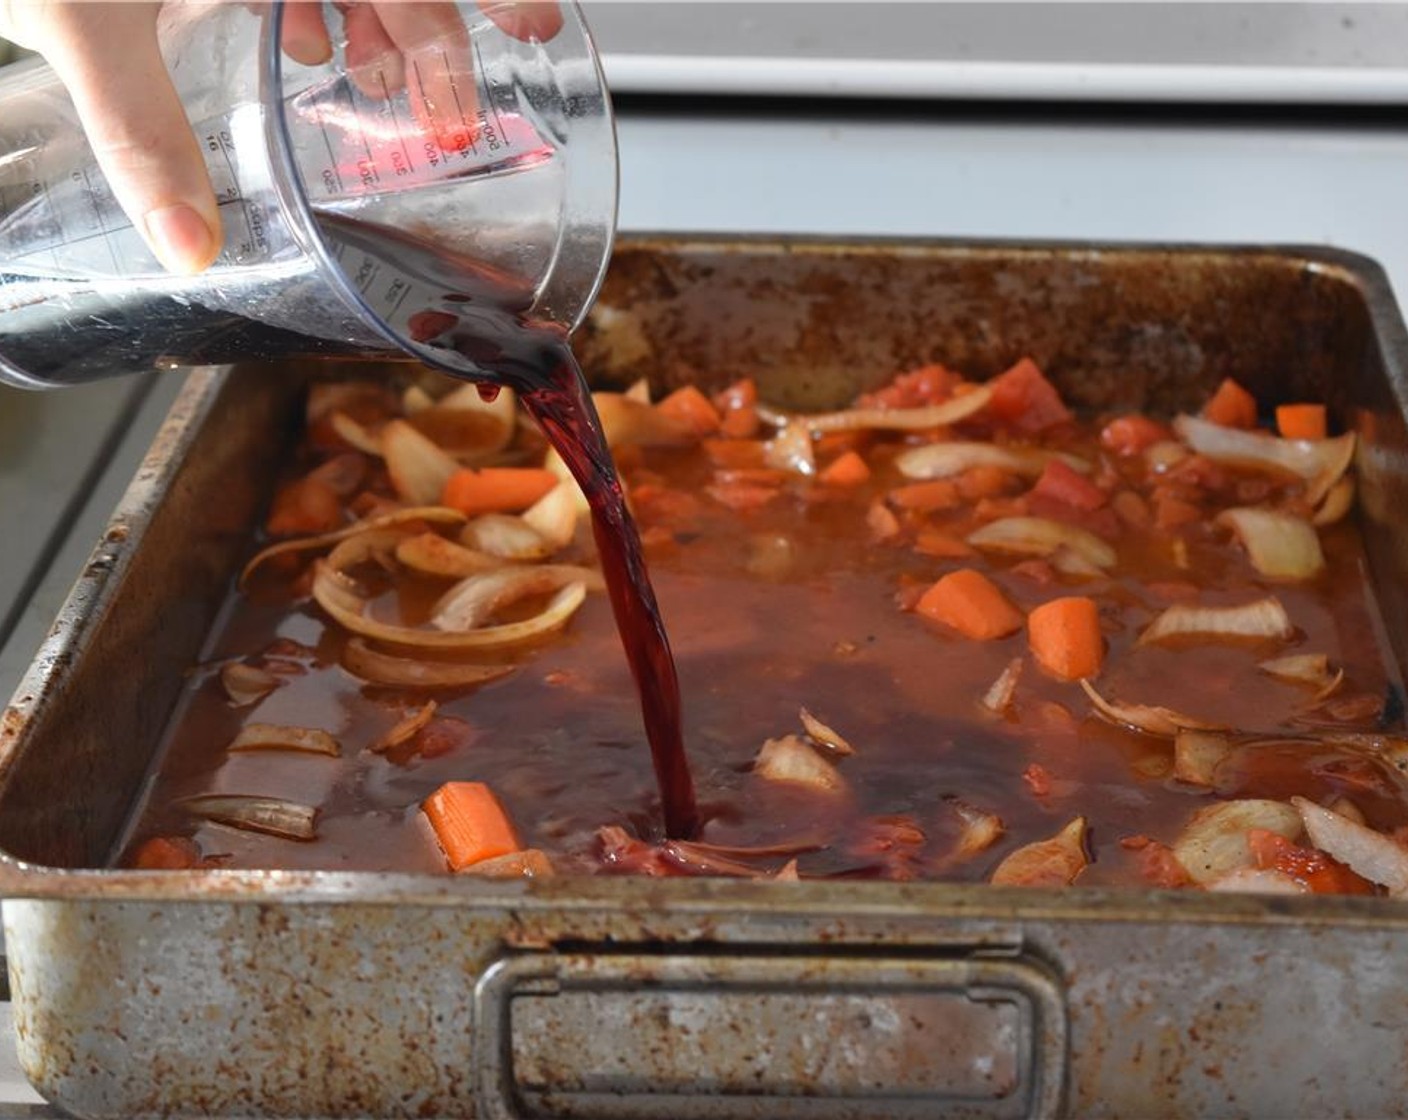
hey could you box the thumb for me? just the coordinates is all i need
[38,3,222,274]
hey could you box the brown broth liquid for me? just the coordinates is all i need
[129,402,1406,882]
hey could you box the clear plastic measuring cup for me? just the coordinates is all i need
[0,0,617,388]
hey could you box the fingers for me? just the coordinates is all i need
[281,1,333,66]
[476,1,564,43]
[372,3,477,152]
[38,3,221,273]
[344,2,404,96]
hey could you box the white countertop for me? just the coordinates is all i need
[5,99,1408,1113]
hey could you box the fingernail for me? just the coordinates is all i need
[284,31,332,66]
[144,204,217,275]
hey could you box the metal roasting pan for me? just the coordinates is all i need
[3,236,1408,1119]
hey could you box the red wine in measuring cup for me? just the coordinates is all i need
[316,213,701,839]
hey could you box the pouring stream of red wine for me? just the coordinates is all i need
[317,214,700,838]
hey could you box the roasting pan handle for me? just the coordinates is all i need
[474,950,1067,1120]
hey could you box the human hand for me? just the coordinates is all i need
[0,1,564,275]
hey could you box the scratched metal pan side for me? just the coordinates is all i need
[3,236,1408,1119]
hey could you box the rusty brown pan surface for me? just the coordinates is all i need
[2,236,1408,1117]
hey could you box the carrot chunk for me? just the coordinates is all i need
[818,450,871,486]
[987,358,1072,432]
[1028,596,1104,680]
[1202,378,1258,429]
[1030,459,1107,511]
[1275,403,1327,441]
[423,782,521,871]
[915,569,1024,640]
[913,529,974,559]
[888,479,960,511]
[657,385,722,437]
[441,467,558,516]
[1099,414,1170,456]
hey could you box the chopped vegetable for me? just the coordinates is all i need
[799,707,856,758]
[763,421,816,476]
[394,532,499,578]
[460,513,556,560]
[220,663,282,707]
[800,383,994,434]
[1030,459,1107,511]
[1313,475,1355,527]
[914,569,1025,640]
[1081,680,1226,738]
[1246,827,1374,895]
[407,384,517,458]
[132,836,204,870]
[382,419,460,504]
[656,385,722,437]
[818,451,871,486]
[990,817,1088,886]
[341,639,516,690]
[1201,378,1258,429]
[1172,414,1355,506]
[1206,868,1307,895]
[980,658,1024,716]
[1027,596,1103,680]
[1139,597,1294,646]
[1100,414,1170,456]
[1173,729,1232,787]
[888,479,961,512]
[966,516,1116,571]
[1215,508,1325,581]
[441,467,559,516]
[1171,799,1301,884]
[371,701,437,754]
[265,477,343,538]
[422,782,521,871]
[1275,403,1327,441]
[228,723,340,757]
[181,795,319,841]
[461,848,555,879]
[895,442,1089,482]
[950,801,1005,861]
[431,565,603,631]
[986,358,1072,432]
[754,735,847,794]
[1293,796,1408,896]
[1258,653,1335,690]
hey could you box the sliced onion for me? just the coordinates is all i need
[408,383,516,459]
[801,384,994,434]
[1081,680,1226,738]
[594,392,695,448]
[1295,796,1408,895]
[461,848,555,878]
[1313,475,1355,527]
[306,380,395,424]
[659,842,769,878]
[799,707,855,757]
[329,410,384,457]
[896,442,1090,482]
[240,506,466,587]
[951,801,1005,861]
[1172,799,1301,884]
[402,385,435,415]
[980,658,1023,716]
[461,513,555,560]
[764,420,816,476]
[342,638,516,690]
[667,837,825,859]
[623,377,652,404]
[220,663,282,707]
[313,557,587,651]
[753,735,847,794]
[181,795,318,841]
[541,450,592,516]
[431,565,604,632]
[382,419,460,504]
[967,516,1116,570]
[1172,414,1356,505]
[1259,653,1334,689]
[1139,597,1294,646]
[1173,729,1233,787]
[990,817,1087,887]
[1049,545,1108,580]
[522,481,578,550]
[1329,797,1368,826]
[1215,508,1325,580]
[395,532,500,578]
[774,859,802,881]
[1206,868,1308,895]
[371,700,437,754]
[228,723,340,757]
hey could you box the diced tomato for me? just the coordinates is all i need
[706,481,780,511]
[132,836,203,870]
[1023,763,1054,799]
[1247,828,1375,896]
[1100,414,1171,456]
[889,479,961,512]
[1120,835,1192,889]
[1030,459,1107,511]
[857,363,962,410]
[702,439,767,469]
[958,465,1017,500]
[1152,489,1202,529]
[986,358,1072,433]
